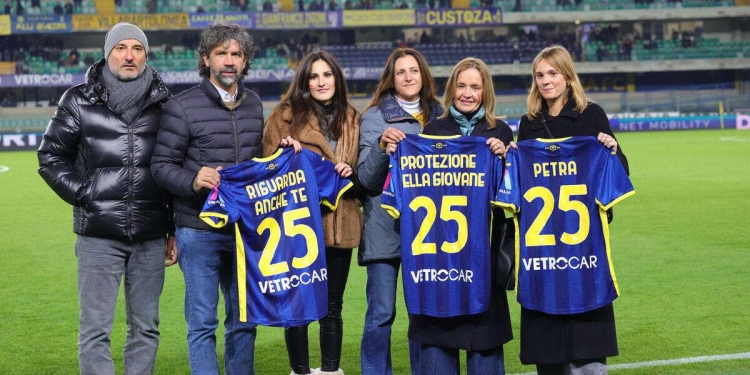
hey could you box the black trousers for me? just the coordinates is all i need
[286,247,353,374]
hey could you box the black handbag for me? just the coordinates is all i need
[492,214,516,291]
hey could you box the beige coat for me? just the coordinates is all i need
[262,104,363,249]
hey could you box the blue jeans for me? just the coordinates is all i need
[360,258,419,375]
[176,227,257,375]
[419,344,506,375]
[76,235,165,375]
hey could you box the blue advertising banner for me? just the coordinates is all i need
[0,66,383,87]
[188,12,253,29]
[0,133,43,151]
[12,15,70,34]
[611,115,743,132]
[0,73,80,87]
[253,11,340,29]
[415,8,502,27]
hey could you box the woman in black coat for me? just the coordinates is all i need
[386,57,514,375]
[517,45,628,375]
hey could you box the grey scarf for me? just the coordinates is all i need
[101,66,153,124]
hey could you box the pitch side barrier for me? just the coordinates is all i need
[609,113,750,132]
[2,114,749,152]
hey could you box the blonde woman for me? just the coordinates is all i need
[517,45,629,375]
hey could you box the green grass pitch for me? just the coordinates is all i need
[1,129,749,374]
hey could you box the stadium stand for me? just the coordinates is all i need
[1,0,748,127]
[5,0,97,15]
[473,0,736,11]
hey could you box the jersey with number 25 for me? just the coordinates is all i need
[496,136,634,315]
[200,147,352,327]
[381,134,504,317]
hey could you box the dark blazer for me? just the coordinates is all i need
[516,98,624,364]
[38,59,172,241]
[407,113,514,351]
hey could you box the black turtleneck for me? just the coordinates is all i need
[321,102,335,116]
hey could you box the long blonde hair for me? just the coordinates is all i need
[526,45,589,120]
[439,57,497,129]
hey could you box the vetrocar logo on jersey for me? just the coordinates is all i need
[198,148,353,327]
[381,134,504,317]
[496,137,635,315]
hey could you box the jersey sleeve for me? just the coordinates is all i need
[594,145,636,210]
[487,153,505,207]
[379,148,403,219]
[199,183,239,228]
[494,147,522,213]
[310,151,353,210]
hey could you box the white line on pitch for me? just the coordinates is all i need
[508,352,750,375]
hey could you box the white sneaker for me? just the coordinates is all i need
[314,369,343,375]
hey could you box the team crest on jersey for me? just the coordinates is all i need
[546,144,561,151]
[266,163,278,170]
[432,142,447,149]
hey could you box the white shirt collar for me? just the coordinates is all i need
[210,82,238,103]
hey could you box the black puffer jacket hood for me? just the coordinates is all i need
[37,59,172,241]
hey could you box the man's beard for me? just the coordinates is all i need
[112,64,146,82]
[212,67,240,88]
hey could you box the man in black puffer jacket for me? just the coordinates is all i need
[37,23,175,375]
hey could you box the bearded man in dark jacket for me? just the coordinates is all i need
[37,22,175,375]
[150,22,305,375]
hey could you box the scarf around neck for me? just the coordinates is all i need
[449,104,485,136]
[102,65,153,124]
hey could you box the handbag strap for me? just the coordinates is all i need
[540,112,555,139]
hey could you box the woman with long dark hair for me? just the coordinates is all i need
[263,50,363,375]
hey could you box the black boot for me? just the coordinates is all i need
[285,325,311,374]
[319,316,343,372]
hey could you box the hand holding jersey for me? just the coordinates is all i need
[199,148,352,327]
[496,136,634,315]
[381,134,505,317]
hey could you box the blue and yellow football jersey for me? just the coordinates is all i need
[381,134,504,317]
[496,136,635,315]
[200,148,352,327]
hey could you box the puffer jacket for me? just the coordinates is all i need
[150,77,264,230]
[356,94,443,264]
[37,59,172,241]
[263,103,363,249]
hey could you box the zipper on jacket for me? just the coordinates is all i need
[231,110,239,164]
[126,121,134,240]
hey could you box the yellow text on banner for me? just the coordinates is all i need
[0,15,11,35]
[72,13,189,31]
[342,9,414,27]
